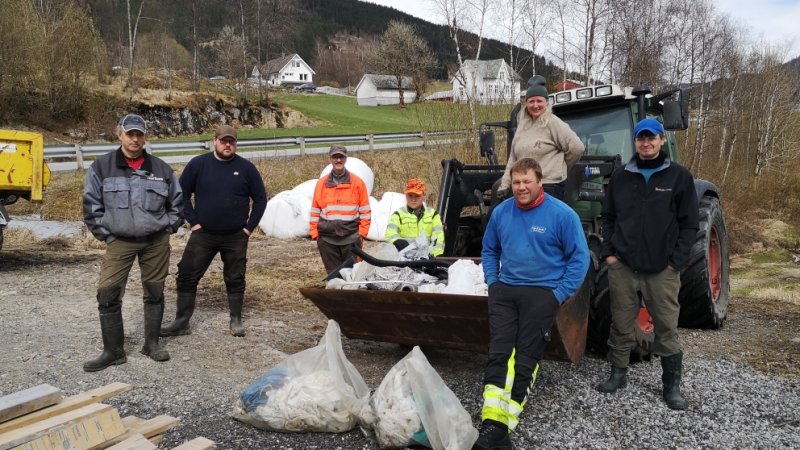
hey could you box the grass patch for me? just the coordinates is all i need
[750,249,793,264]
[26,142,486,222]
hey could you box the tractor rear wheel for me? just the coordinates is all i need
[587,261,653,362]
[678,196,730,328]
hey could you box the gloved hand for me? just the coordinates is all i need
[497,188,510,200]
[393,239,410,251]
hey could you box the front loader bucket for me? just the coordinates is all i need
[299,275,590,363]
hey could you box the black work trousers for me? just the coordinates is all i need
[176,230,249,295]
[484,282,560,402]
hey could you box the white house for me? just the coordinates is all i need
[452,59,521,104]
[355,74,417,106]
[254,54,315,87]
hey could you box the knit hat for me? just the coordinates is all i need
[404,178,426,196]
[525,75,548,100]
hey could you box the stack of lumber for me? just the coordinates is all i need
[0,383,214,450]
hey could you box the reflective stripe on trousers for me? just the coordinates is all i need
[481,347,540,431]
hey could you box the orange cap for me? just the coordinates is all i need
[404,178,426,196]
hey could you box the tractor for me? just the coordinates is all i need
[300,84,730,363]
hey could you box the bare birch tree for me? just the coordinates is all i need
[430,0,480,130]
[521,0,552,76]
[126,0,144,89]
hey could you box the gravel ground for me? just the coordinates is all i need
[0,235,798,449]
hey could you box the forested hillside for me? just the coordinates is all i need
[81,0,556,83]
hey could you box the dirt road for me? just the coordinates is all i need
[1,234,798,448]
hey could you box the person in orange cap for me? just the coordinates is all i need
[384,178,445,257]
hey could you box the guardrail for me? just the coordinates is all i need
[44,130,472,172]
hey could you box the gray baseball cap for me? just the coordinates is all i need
[119,114,147,134]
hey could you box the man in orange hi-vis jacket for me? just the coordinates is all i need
[309,144,371,274]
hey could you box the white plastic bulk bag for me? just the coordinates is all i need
[320,156,374,195]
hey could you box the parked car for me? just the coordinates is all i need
[293,83,316,92]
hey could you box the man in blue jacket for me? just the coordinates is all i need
[597,118,699,410]
[160,125,267,338]
[82,114,184,372]
[475,157,589,450]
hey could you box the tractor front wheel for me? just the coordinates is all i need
[678,196,730,328]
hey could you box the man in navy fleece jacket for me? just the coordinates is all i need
[161,125,267,338]
[474,157,589,450]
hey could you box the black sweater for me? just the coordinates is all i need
[180,152,268,234]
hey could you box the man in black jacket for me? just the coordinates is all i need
[160,125,267,337]
[597,118,699,410]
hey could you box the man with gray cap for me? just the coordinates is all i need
[83,113,183,372]
[161,125,267,337]
[500,75,584,201]
[309,144,371,274]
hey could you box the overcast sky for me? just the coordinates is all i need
[363,0,800,62]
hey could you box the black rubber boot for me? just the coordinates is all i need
[228,293,245,337]
[472,420,513,450]
[661,352,687,410]
[160,291,196,336]
[596,366,628,393]
[141,283,170,361]
[83,311,126,372]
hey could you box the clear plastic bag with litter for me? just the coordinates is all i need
[232,320,369,433]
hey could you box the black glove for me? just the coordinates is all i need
[393,239,410,251]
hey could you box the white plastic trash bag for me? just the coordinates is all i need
[443,260,487,296]
[360,346,478,450]
[232,320,369,433]
[258,190,312,238]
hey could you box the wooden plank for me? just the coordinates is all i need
[0,403,125,450]
[171,437,215,450]
[149,434,164,446]
[0,383,131,434]
[105,433,157,450]
[93,415,180,450]
[120,416,144,430]
[0,385,62,424]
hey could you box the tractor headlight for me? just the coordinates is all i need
[595,86,612,97]
[555,92,571,103]
[576,88,593,99]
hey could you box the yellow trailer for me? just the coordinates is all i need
[0,130,51,250]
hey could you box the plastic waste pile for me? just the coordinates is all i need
[232,320,369,433]
[359,346,478,450]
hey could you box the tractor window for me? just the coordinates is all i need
[559,106,634,162]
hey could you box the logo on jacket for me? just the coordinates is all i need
[233,171,240,176]
[654,187,672,192]
[530,225,546,233]
[147,176,164,181]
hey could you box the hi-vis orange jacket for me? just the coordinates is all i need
[309,171,371,240]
